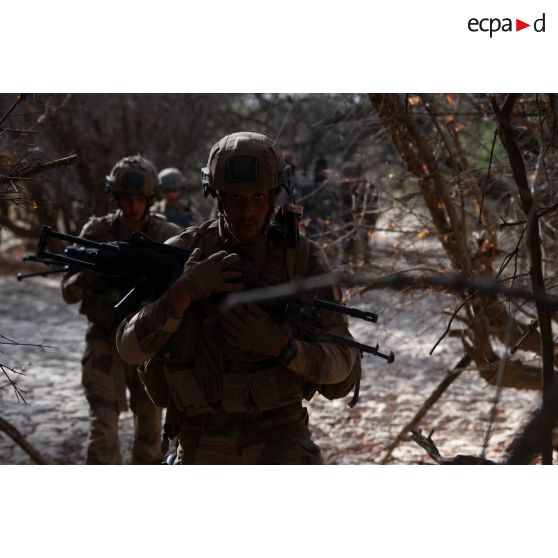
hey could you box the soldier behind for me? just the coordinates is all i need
[116,132,362,465]
[61,155,180,464]
[337,161,379,265]
[153,167,203,228]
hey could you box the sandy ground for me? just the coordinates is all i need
[0,205,545,464]
[0,275,134,464]
[0,274,541,465]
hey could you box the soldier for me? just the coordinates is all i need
[61,155,180,464]
[299,158,336,239]
[337,161,379,265]
[153,167,202,228]
[116,132,362,465]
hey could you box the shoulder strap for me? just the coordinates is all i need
[286,233,310,281]
[184,219,215,251]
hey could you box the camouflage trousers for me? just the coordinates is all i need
[82,325,162,465]
[174,403,323,465]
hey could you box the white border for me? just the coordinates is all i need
[2,1,557,555]
[3,1,557,92]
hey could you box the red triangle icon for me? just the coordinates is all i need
[516,19,530,31]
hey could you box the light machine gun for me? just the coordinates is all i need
[33,226,394,363]
[17,255,71,281]
[34,225,191,320]
[17,245,101,281]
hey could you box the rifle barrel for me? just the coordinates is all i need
[296,321,394,363]
[40,250,98,270]
[304,297,378,323]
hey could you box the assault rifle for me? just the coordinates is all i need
[33,225,394,362]
[228,286,394,363]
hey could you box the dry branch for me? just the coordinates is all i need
[380,355,470,464]
[0,93,26,130]
[0,153,78,186]
[410,428,497,465]
[358,272,558,310]
[0,416,46,464]
[492,94,555,463]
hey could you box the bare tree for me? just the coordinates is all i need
[367,93,557,462]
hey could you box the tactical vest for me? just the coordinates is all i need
[140,220,361,416]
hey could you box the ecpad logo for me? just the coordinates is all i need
[468,13,546,37]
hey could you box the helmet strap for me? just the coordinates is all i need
[216,194,242,244]
[216,189,278,243]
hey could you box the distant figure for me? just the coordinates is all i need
[337,161,379,264]
[313,157,328,186]
[153,167,202,228]
[300,157,336,238]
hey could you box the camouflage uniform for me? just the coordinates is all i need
[61,210,179,464]
[116,133,362,465]
[152,197,202,229]
[117,218,361,464]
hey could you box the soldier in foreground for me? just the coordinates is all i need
[153,167,202,228]
[61,155,180,464]
[116,133,362,464]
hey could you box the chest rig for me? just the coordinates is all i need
[160,220,314,418]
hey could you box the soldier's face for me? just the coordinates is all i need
[221,190,271,242]
[164,189,181,201]
[119,194,149,222]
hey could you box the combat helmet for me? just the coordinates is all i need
[158,167,187,192]
[105,155,160,198]
[201,131,291,198]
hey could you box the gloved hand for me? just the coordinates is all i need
[170,248,244,308]
[221,303,289,357]
[75,269,103,288]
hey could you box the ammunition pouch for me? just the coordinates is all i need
[164,360,309,417]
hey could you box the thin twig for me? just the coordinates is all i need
[0,153,78,186]
[0,93,26,129]
[480,313,515,458]
[0,334,57,351]
[429,292,480,355]
[1,363,28,404]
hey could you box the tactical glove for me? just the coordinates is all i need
[176,248,244,302]
[221,303,289,357]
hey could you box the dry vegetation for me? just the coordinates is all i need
[1,93,557,463]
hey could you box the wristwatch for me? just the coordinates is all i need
[278,338,297,365]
